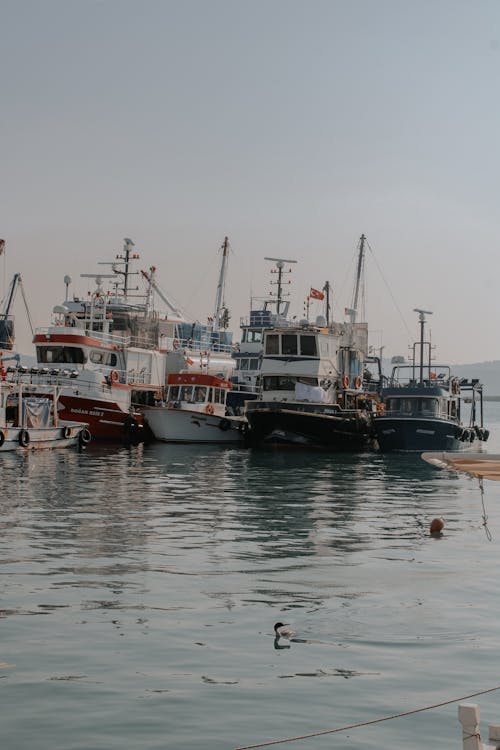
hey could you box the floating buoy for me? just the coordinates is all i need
[430,518,444,535]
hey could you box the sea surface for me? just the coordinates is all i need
[3,405,500,750]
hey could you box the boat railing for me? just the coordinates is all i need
[37,325,160,351]
[164,336,234,354]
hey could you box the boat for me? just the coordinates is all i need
[372,309,489,452]
[142,372,244,443]
[0,377,90,451]
[244,235,383,449]
[227,256,297,415]
[18,238,235,442]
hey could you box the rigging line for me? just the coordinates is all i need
[233,685,500,750]
[364,239,412,340]
[479,477,492,542]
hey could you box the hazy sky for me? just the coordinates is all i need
[2,0,500,363]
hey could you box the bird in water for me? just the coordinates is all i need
[274,622,295,639]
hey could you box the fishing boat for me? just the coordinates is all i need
[0,377,90,451]
[227,256,296,415]
[142,372,244,443]
[244,235,383,449]
[22,238,236,441]
[372,309,489,452]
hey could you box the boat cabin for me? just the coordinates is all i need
[165,373,232,415]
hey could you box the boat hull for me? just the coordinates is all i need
[372,416,467,452]
[0,422,88,451]
[244,402,373,450]
[143,406,243,444]
[57,394,144,442]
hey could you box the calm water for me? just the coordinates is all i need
[3,405,500,750]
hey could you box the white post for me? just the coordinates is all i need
[459,703,483,750]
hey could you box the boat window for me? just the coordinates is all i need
[263,375,297,391]
[213,388,222,404]
[249,358,259,370]
[180,386,193,402]
[239,359,250,371]
[168,386,180,401]
[282,334,298,355]
[89,350,118,366]
[194,387,207,403]
[421,398,438,415]
[300,335,317,356]
[36,346,86,364]
[245,330,263,343]
[265,334,280,355]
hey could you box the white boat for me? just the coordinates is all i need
[0,379,90,451]
[20,237,237,442]
[244,235,383,449]
[142,372,244,443]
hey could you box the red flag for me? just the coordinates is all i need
[310,287,324,300]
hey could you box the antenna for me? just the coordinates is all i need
[413,308,433,383]
[264,257,297,315]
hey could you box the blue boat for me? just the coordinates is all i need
[372,309,489,452]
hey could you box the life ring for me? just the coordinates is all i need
[342,375,350,389]
[18,429,30,447]
[354,376,362,389]
[205,404,215,415]
[63,426,72,439]
[79,428,91,445]
[0,430,4,447]
[110,369,119,384]
[173,339,181,349]
[376,402,385,415]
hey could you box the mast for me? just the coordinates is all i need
[263,256,297,316]
[323,281,331,326]
[413,308,433,384]
[349,234,366,324]
[213,236,230,332]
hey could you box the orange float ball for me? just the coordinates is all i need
[430,518,444,534]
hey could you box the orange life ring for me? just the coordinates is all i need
[110,369,119,383]
[342,375,350,389]
[205,404,214,415]
[354,375,362,389]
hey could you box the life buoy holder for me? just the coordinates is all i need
[18,429,30,448]
[354,376,362,389]
[342,375,350,389]
[110,369,119,384]
[173,339,181,349]
[205,404,215,415]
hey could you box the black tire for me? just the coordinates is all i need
[218,419,231,431]
[79,428,91,445]
[18,429,30,447]
[0,430,5,447]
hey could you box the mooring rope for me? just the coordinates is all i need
[479,477,493,541]
[233,685,500,750]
